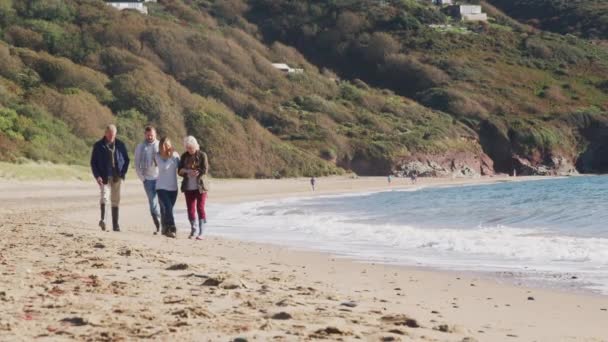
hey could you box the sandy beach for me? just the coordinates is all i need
[1,175,607,341]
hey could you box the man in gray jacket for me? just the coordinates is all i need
[134,126,161,234]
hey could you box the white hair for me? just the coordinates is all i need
[106,124,117,133]
[183,135,200,150]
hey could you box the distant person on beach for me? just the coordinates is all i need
[178,136,209,240]
[387,174,392,185]
[155,137,180,238]
[310,176,316,191]
[410,172,417,184]
[134,126,161,234]
[90,124,130,232]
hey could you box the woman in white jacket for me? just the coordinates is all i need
[155,137,180,238]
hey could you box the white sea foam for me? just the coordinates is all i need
[176,196,608,294]
[176,176,608,294]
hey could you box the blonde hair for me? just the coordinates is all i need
[159,136,172,157]
[183,135,199,151]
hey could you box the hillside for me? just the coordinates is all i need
[0,0,486,177]
[1,0,608,177]
[246,0,608,174]
[486,0,608,40]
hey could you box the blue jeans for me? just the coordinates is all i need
[143,179,160,218]
[157,190,178,230]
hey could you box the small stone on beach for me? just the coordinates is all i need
[341,301,358,308]
[59,317,87,326]
[166,263,189,271]
[271,312,292,320]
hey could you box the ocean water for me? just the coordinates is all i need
[179,176,608,294]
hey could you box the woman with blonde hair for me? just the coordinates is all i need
[155,137,180,238]
[178,136,209,240]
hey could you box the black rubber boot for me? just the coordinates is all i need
[112,207,120,232]
[99,204,106,231]
[152,215,160,234]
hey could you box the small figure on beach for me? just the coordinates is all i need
[134,126,161,234]
[387,174,392,185]
[410,172,417,184]
[178,136,209,240]
[310,176,316,191]
[155,137,180,238]
[90,124,130,232]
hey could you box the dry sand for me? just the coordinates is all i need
[0,175,607,341]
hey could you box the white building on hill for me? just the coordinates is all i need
[449,4,488,21]
[271,63,304,74]
[105,1,156,15]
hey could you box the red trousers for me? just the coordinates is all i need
[185,190,207,221]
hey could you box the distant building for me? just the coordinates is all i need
[448,4,488,21]
[424,0,452,5]
[271,63,304,74]
[105,0,156,15]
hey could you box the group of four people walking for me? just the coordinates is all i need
[91,124,209,239]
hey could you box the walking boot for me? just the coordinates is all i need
[195,219,205,240]
[188,220,196,239]
[99,204,106,231]
[168,225,177,238]
[152,215,160,235]
[112,207,120,232]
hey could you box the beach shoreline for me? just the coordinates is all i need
[1,175,607,341]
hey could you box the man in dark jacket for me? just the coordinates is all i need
[90,124,130,232]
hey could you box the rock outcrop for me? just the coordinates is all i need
[511,155,578,176]
[393,151,494,178]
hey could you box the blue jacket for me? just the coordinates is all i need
[90,137,130,184]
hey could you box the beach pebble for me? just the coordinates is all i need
[166,263,188,271]
[527,296,535,301]
[233,338,248,342]
[461,338,478,342]
[202,277,223,287]
[313,326,346,336]
[380,314,420,328]
[341,301,358,308]
[59,317,87,326]
[93,243,105,249]
[271,312,292,320]
[118,249,131,257]
[434,324,451,333]
[388,328,406,335]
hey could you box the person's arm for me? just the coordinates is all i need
[120,142,130,179]
[177,153,187,177]
[90,143,102,186]
[200,151,209,175]
[133,144,144,182]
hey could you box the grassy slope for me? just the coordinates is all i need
[0,0,481,177]
[1,0,608,176]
